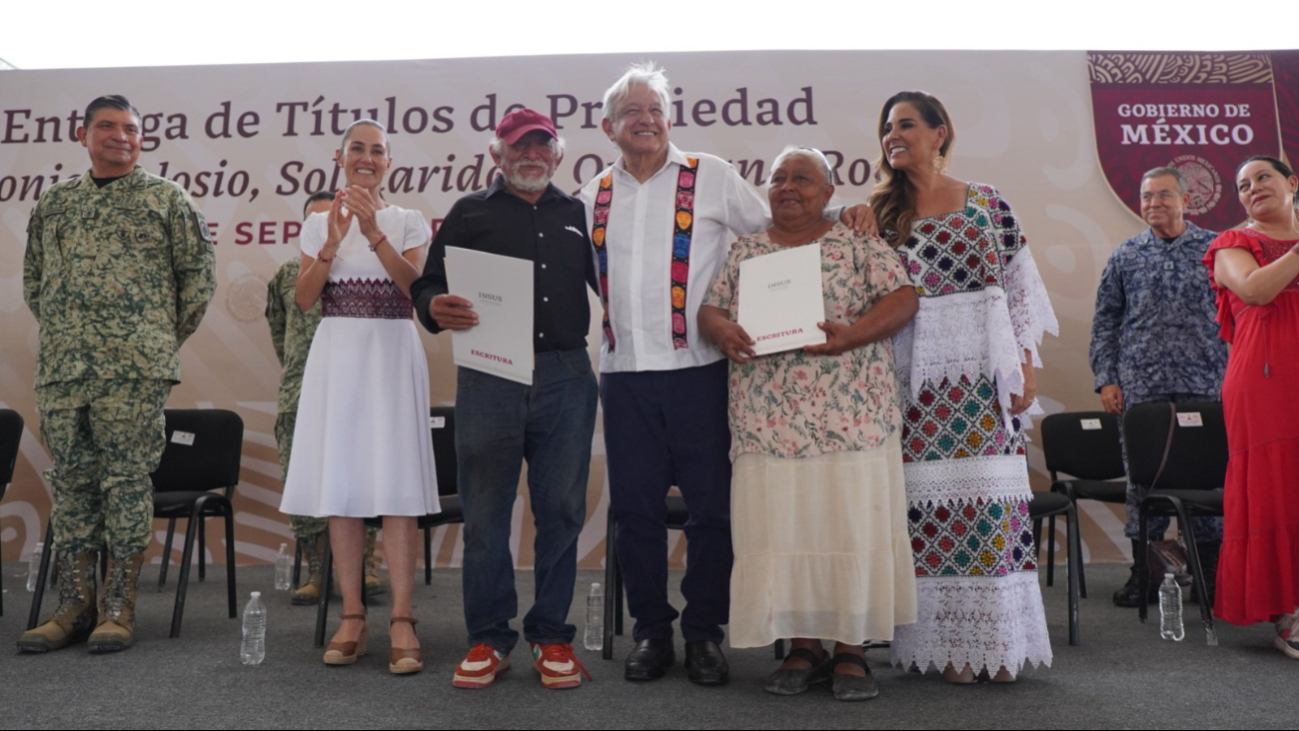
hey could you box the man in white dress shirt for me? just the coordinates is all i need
[580,62,858,686]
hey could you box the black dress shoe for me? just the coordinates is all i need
[625,639,675,681]
[684,640,729,686]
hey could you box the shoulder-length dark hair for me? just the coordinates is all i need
[868,91,955,248]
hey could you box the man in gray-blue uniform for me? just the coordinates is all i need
[1089,166,1228,608]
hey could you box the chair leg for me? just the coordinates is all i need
[159,517,177,591]
[1137,501,1151,624]
[172,508,202,639]
[26,522,56,630]
[424,525,433,586]
[1174,502,1217,645]
[292,538,303,588]
[1046,514,1057,587]
[223,503,237,619]
[198,517,207,583]
[314,538,334,648]
[602,505,617,661]
[774,639,785,660]
[1066,504,1081,646]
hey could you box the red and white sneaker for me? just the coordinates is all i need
[452,643,511,689]
[530,643,593,689]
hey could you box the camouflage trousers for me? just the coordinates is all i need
[276,411,375,542]
[36,378,171,552]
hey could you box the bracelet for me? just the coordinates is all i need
[369,234,388,252]
[317,253,334,263]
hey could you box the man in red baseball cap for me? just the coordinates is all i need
[411,109,599,691]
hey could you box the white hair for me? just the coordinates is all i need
[770,145,834,188]
[489,134,566,158]
[601,61,672,122]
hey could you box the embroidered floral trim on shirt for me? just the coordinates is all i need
[591,157,700,352]
[321,278,412,320]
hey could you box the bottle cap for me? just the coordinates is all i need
[1163,573,1175,579]
[251,591,262,598]
[592,583,602,591]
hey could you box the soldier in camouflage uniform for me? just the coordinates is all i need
[17,95,217,654]
[267,191,386,605]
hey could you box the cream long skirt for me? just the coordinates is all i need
[728,434,917,648]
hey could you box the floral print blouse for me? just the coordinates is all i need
[704,223,912,460]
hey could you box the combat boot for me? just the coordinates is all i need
[16,550,99,652]
[87,546,144,653]
[292,534,326,606]
[364,531,388,597]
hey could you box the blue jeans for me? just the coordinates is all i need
[456,348,598,654]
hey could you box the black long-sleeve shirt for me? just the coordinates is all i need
[411,176,597,352]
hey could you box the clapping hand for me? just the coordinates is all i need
[342,186,382,239]
[321,194,354,260]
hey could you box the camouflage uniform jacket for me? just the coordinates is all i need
[23,166,217,387]
[265,257,322,414]
[1088,221,1227,401]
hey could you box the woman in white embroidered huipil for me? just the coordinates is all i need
[281,119,439,674]
[869,92,1057,683]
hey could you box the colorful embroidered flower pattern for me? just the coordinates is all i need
[591,158,699,351]
[908,498,1036,577]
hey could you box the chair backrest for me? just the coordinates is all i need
[150,409,244,494]
[1040,411,1125,481]
[1123,401,1228,492]
[430,406,458,497]
[0,409,24,497]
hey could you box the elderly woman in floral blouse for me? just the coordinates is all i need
[698,147,919,702]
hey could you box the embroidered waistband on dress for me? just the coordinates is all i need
[321,278,412,320]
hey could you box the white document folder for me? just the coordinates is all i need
[737,243,828,356]
[445,247,534,385]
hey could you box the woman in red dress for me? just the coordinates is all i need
[1204,155,1299,658]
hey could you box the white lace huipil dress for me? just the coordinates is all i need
[887,183,1058,677]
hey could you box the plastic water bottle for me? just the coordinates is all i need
[274,543,292,591]
[241,591,267,665]
[1159,573,1185,641]
[26,543,44,592]
[584,582,604,651]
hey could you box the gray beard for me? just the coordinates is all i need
[505,170,552,193]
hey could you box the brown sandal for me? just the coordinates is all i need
[388,617,423,675]
[324,613,368,665]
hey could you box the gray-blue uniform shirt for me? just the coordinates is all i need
[1089,221,1228,404]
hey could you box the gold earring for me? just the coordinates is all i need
[933,151,947,174]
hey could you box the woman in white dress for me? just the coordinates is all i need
[281,119,439,674]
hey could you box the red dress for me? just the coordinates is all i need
[1204,229,1299,625]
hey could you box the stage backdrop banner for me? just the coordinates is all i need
[1,49,1289,572]
[1088,51,1285,232]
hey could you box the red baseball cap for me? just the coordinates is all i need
[496,108,557,145]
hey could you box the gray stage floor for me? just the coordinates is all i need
[0,562,1289,730]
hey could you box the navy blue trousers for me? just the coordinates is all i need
[600,360,733,644]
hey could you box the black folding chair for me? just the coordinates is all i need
[1125,402,1227,644]
[1041,411,1127,598]
[314,406,465,647]
[148,409,243,637]
[0,409,24,617]
[28,409,243,638]
[1028,491,1082,645]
